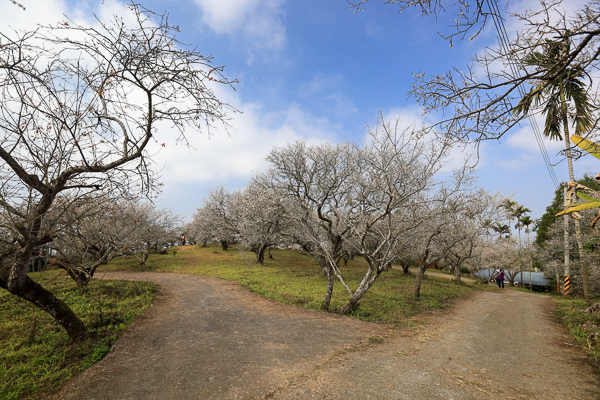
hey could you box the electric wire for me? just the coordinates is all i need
[485,0,561,189]
[488,1,559,186]
[488,0,560,188]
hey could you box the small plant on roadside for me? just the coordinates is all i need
[368,335,386,344]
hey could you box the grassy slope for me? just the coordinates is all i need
[0,276,157,400]
[553,296,600,370]
[103,244,479,325]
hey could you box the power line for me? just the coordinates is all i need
[485,0,560,189]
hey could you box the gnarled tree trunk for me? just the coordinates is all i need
[340,263,382,314]
[255,244,267,264]
[322,269,334,311]
[64,267,92,288]
[1,268,86,339]
[413,264,428,298]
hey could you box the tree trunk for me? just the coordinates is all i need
[140,250,150,265]
[256,245,267,264]
[64,267,92,288]
[485,268,492,284]
[220,240,228,251]
[340,265,382,314]
[402,262,411,275]
[0,272,86,339]
[61,260,108,288]
[268,246,273,259]
[413,264,428,298]
[506,273,515,287]
[340,296,358,314]
[322,270,334,311]
[519,270,523,288]
[454,265,461,283]
[564,187,570,277]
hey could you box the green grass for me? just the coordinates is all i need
[103,244,477,325]
[553,296,600,370]
[0,275,157,400]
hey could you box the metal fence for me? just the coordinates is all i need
[474,269,549,286]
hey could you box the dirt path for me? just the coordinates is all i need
[269,289,599,400]
[403,267,477,283]
[49,272,598,400]
[47,272,382,400]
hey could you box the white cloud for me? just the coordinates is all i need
[0,0,305,216]
[0,0,67,31]
[192,0,287,52]
[299,73,358,116]
[504,117,565,155]
[302,73,344,95]
[150,101,340,186]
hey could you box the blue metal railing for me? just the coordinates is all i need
[474,270,549,286]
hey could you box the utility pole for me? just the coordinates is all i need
[563,187,570,294]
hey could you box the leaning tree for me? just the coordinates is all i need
[0,2,235,339]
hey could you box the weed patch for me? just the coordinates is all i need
[553,296,600,370]
[0,278,157,400]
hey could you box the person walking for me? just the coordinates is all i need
[496,269,505,289]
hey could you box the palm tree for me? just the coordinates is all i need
[512,205,531,250]
[510,204,531,287]
[513,38,593,174]
[499,199,517,237]
[520,215,534,249]
[513,37,593,300]
[520,215,535,289]
[492,222,510,238]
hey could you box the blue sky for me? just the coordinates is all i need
[2,0,595,224]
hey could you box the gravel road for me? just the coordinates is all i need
[47,272,598,400]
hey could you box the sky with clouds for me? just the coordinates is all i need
[1,0,596,224]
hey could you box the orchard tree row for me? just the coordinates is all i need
[47,198,181,287]
[189,117,508,313]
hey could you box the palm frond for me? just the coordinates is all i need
[543,95,563,140]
